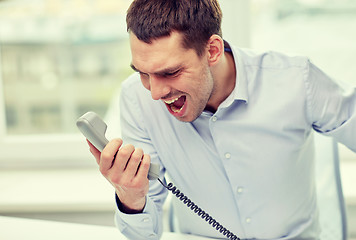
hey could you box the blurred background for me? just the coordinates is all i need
[0,0,355,238]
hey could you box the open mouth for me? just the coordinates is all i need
[163,95,186,113]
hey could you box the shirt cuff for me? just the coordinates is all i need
[114,193,159,239]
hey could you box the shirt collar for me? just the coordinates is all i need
[219,40,249,109]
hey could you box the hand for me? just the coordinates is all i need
[88,138,150,213]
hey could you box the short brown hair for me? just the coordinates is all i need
[126,0,222,57]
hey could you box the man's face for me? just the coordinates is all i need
[129,31,215,122]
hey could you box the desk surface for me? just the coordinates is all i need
[0,216,213,240]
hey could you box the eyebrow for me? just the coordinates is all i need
[130,63,183,76]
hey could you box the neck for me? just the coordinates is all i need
[206,50,236,112]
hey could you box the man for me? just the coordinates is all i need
[88,0,356,239]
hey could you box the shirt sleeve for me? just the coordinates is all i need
[304,60,356,152]
[113,76,168,240]
[114,191,165,240]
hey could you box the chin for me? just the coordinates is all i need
[175,112,201,123]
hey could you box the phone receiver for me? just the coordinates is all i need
[76,111,160,180]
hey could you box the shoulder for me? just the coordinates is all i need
[120,72,166,115]
[234,47,310,70]
[120,73,152,101]
[121,73,144,92]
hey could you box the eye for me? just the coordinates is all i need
[139,72,149,80]
[139,73,150,90]
[164,70,180,77]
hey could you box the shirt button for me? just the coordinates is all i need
[212,116,217,122]
[142,218,150,223]
[225,153,231,159]
[246,218,251,223]
[237,187,244,194]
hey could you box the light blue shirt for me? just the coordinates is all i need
[114,44,356,240]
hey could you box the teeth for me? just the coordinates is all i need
[163,96,185,113]
[172,105,184,113]
[163,97,179,104]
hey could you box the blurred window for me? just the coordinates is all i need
[0,0,133,166]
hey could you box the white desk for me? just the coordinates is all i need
[0,216,213,240]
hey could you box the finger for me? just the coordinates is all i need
[112,144,135,175]
[124,148,144,179]
[100,139,123,174]
[135,153,151,182]
[87,140,101,164]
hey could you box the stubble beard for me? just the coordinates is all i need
[185,66,215,122]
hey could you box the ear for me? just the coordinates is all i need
[206,35,224,67]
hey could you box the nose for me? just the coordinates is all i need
[149,75,170,100]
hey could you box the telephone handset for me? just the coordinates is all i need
[76,111,240,240]
[76,111,160,180]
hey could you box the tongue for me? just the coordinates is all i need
[172,96,186,109]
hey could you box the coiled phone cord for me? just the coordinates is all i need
[157,178,240,240]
